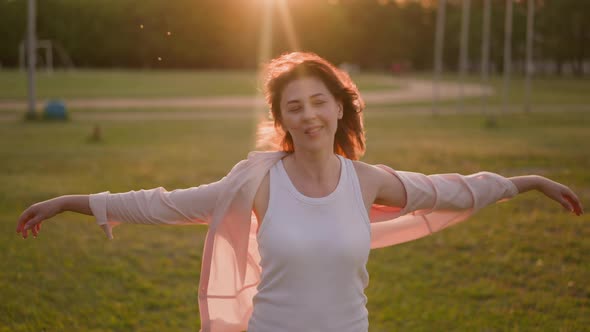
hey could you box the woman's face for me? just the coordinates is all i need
[279,76,342,153]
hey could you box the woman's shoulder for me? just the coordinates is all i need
[246,150,287,160]
[351,160,395,180]
[227,151,286,175]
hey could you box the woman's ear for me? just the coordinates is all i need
[337,103,343,119]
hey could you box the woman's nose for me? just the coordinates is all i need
[301,104,317,120]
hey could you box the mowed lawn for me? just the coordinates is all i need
[0,70,400,100]
[1,108,588,331]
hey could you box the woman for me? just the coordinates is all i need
[16,52,583,332]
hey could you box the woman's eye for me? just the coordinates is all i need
[313,100,326,105]
[288,107,301,113]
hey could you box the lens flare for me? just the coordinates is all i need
[252,0,301,148]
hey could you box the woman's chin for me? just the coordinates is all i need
[294,139,333,153]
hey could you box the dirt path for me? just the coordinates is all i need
[1,104,588,123]
[0,78,492,111]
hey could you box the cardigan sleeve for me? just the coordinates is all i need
[395,171,519,216]
[89,179,225,232]
[369,167,519,249]
[87,154,264,239]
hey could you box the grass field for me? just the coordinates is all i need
[0,70,400,100]
[1,104,589,331]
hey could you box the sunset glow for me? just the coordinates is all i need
[253,0,302,139]
[276,0,300,52]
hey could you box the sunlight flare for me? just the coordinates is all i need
[276,0,301,52]
[252,0,275,146]
[252,0,302,148]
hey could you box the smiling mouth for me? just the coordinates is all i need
[305,126,323,135]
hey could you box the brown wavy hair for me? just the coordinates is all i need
[256,52,366,160]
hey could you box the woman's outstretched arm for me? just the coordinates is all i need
[16,181,226,239]
[369,164,583,216]
[366,167,584,249]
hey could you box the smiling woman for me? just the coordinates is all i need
[258,52,365,159]
[15,51,584,332]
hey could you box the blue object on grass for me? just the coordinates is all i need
[44,100,68,120]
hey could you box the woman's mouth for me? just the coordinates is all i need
[305,126,323,135]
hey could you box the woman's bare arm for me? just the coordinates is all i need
[509,175,584,215]
[16,195,91,239]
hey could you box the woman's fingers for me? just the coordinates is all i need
[24,215,43,230]
[559,195,574,213]
[17,214,44,239]
[16,209,33,233]
[564,193,583,216]
[17,201,57,238]
[22,216,43,239]
[19,215,44,239]
[547,183,584,216]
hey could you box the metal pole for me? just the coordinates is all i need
[502,0,513,114]
[524,0,535,113]
[432,0,446,116]
[19,42,25,72]
[26,0,37,119]
[481,0,491,119]
[46,42,53,74]
[458,0,471,112]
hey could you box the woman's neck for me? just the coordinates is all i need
[286,149,340,183]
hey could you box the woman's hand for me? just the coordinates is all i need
[537,177,584,216]
[510,175,584,216]
[16,197,64,239]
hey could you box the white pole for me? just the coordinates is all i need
[432,0,446,115]
[458,0,471,112]
[502,0,513,114]
[481,0,491,119]
[524,0,535,112]
[26,0,37,118]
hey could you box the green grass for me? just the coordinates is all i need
[0,70,400,100]
[1,109,589,331]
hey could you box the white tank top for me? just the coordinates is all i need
[248,155,372,332]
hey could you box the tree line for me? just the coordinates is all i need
[0,0,588,75]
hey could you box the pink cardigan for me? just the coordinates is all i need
[89,151,518,332]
